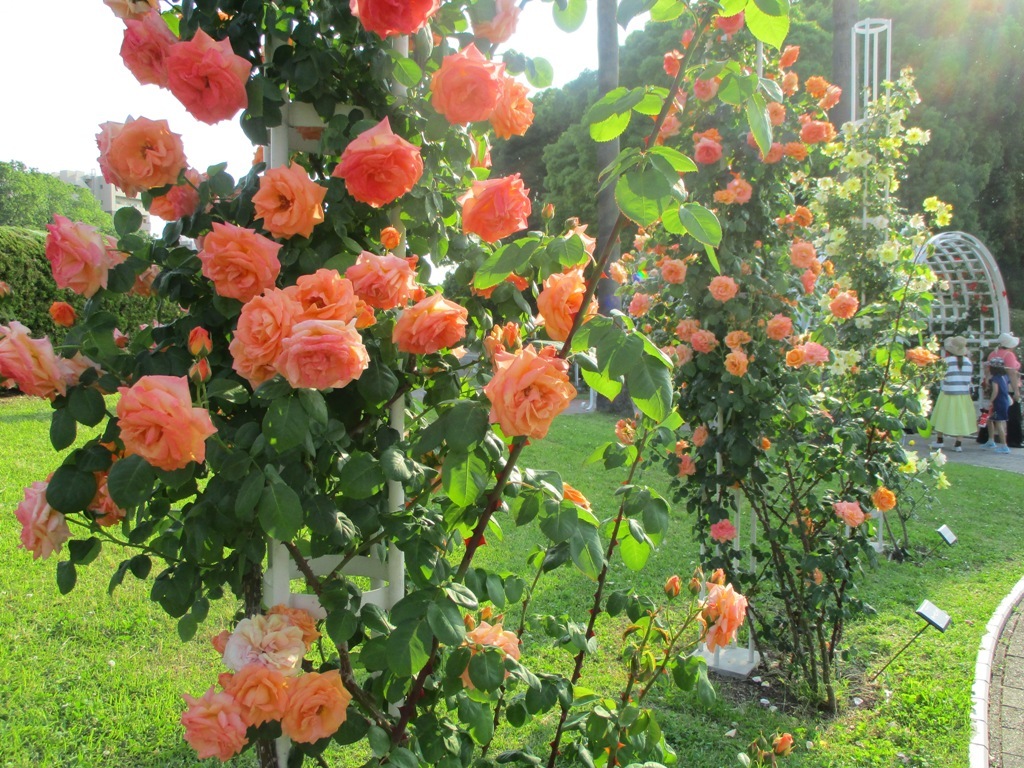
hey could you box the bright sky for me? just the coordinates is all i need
[0,1,637,181]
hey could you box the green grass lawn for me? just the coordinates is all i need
[2,395,1023,767]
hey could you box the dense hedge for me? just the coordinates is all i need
[0,226,161,344]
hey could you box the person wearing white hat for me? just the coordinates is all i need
[982,331,1021,448]
[930,336,975,451]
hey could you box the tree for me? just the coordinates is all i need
[0,161,113,233]
[832,0,859,122]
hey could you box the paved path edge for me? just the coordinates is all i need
[971,573,1024,767]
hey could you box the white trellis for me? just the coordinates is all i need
[915,231,1011,366]
[850,18,892,124]
[263,36,410,765]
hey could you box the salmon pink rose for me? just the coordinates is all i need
[431,44,503,125]
[117,375,217,471]
[460,174,531,243]
[281,670,352,744]
[691,425,709,447]
[761,142,784,164]
[800,119,836,145]
[790,240,817,269]
[701,582,747,651]
[784,141,808,160]
[834,500,866,527]
[286,269,360,323]
[829,290,859,320]
[694,136,723,164]
[345,251,424,310]
[96,117,187,197]
[484,345,577,439]
[461,621,521,688]
[393,293,469,354]
[0,322,72,399]
[333,117,424,208]
[181,687,248,761]
[221,663,289,727]
[103,0,157,19]
[710,518,737,543]
[230,289,303,386]
[149,168,202,221]
[473,0,520,44]
[490,76,534,139]
[616,418,637,445]
[678,454,697,477]
[628,292,653,317]
[253,162,327,239]
[674,317,701,343]
[46,216,126,297]
[693,77,720,101]
[120,9,177,88]
[275,320,369,390]
[223,613,306,676]
[661,258,687,284]
[800,269,817,294]
[49,302,77,328]
[165,29,251,124]
[536,268,597,341]
[766,101,786,126]
[690,329,718,354]
[664,51,682,78]
[766,313,793,341]
[198,223,282,303]
[780,45,800,68]
[609,261,628,284]
[350,0,440,37]
[714,11,745,35]
[90,472,126,527]
[15,481,71,560]
[708,275,739,302]
[267,605,322,649]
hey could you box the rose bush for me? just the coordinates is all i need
[0,1,791,766]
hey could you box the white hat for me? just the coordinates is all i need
[944,336,969,356]
[996,332,1020,349]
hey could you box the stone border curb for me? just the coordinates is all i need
[971,574,1024,767]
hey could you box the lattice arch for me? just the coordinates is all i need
[916,231,1010,359]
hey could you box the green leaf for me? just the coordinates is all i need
[114,206,143,237]
[357,364,399,405]
[234,468,266,519]
[552,0,586,32]
[696,663,717,706]
[177,613,198,642]
[650,0,687,22]
[392,57,422,88]
[427,598,466,646]
[386,618,432,676]
[56,561,77,595]
[648,145,698,174]
[263,396,309,453]
[540,504,578,543]
[442,449,489,507]
[46,465,97,514]
[338,452,385,499]
[381,446,414,482]
[326,608,358,646]
[474,238,538,290]
[525,57,554,89]
[444,402,490,451]
[569,524,604,580]
[617,0,658,28]
[257,479,303,541]
[50,408,77,451]
[107,454,156,509]
[581,367,622,403]
[615,167,674,227]
[207,379,250,404]
[671,654,705,692]
[746,92,772,156]
[626,355,673,423]
[68,537,102,566]
[469,649,506,691]
[678,204,723,247]
[746,0,791,49]
[69,387,106,427]
[619,532,652,571]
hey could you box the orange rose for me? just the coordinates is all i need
[805,75,829,99]
[393,293,468,354]
[783,141,809,161]
[692,425,709,447]
[773,733,795,756]
[286,268,360,323]
[181,687,248,761]
[253,162,326,239]
[89,471,126,527]
[694,137,723,165]
[766,101,786,126]
[280,670,351,744]
[166,29,251,124]
[221,663,289,727]
[460,174,531,243]
[149,168,202,221]
[120,9,177,88]
[230,289,303,386]
[267,605,322,649]
[660,258,687,284]
[536,268,597,342]
[460,621,521,688]
[198,222,282,302]
[49,301,77,328]
[349,0,440,38]
[800,119,836,144]
[472,0,520,44]
[725,349,749,377]
[431,43,503,125]
[674,317,701,343]
[380,226,402,251]
[117,376,217,471]
[333,117,423,208]
[96,116,187,197]
[562,483,592,512]
[346,251,424,310]
[484,344,576,439]
[819,84,842,110]
[275,319,369,390]
[872,487,897,512]
[628,292,653,317]
[678,454,697,477]
[701,582,747,651]
[609,261,628,284]
[793,205,813,227]
[779,45,800,68]
[713,11,745,34]
[782,71,799,95]
[708,275,739,302]
[690,329,718,354]
[766,314,793,341]
[785,347,806,368]
[724,330,751,349]
[906,346,940,366]
[490,75,534,139]
[790,240,817,269]
[762,142,784,164]
[829,290,859,320]
[801,269,818,294]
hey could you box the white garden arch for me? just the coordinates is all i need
[916,231,1011,361]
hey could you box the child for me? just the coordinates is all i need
[986,358,1013,454]
[930,336,974,452]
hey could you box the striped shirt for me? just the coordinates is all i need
[941,355,972,395]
